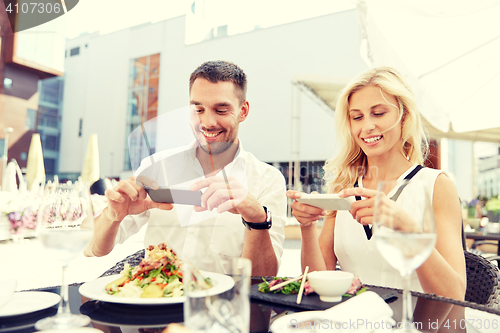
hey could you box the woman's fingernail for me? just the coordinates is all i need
[152,182,159,189]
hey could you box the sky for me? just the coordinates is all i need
[63,0,355,39]
[64,0,191,39]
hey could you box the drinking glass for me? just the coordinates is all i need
[183,257,251,333]
[35,182,94,330]
[373,180,436,332]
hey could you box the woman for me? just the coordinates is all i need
[287,66,466,300]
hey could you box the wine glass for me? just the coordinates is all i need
[35,182,94,330]
[372,179,436,332]
[183,257,251,333]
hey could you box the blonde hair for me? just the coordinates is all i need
[324,66,429,195]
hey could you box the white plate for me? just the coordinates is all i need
[79,271,234,305]
[0,279,17,308]
[0,291,60,317]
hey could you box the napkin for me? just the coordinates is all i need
[464,224,475,232]
[270,291,394,333]
[0,279,17,309]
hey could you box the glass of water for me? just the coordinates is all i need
[183,257,251,333]
[35,182,94,330]
[373,179,436,332]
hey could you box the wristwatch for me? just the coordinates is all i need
[241,206,272,230]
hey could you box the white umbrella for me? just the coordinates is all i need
[81,133,100,185]
[356,0,500,142]
[25,133,45,192]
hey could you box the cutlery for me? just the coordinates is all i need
[296,266,309,304]
[269,275,303,291]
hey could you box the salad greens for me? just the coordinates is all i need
[105,242,212,298]
[258,276,367,298]
[258,277,302,295]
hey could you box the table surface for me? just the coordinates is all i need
[465,232,500,241]
[465,231,500,255]
[2,278,500,333]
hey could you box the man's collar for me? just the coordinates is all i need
[189,139,246,172]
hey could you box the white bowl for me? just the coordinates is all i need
[307,270,354,302]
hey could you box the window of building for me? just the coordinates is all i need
[38,116,58,129]
[125,53,160,171]
[38,104,60,129]
[44,135,59,151]
[40,88,60,105]
[21,152,27,161]
[70,47,80,56]
[3,78,12,88]
[38,105,59,117]
[44,158,56,175]
[78,119,83,137]
[0,139,4,155]
[25,109,37,130]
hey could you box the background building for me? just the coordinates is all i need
[477,151,500,198]
[442,139,474,201]
[60,9,368,185]
[37,76,64,180]
[0,6,65,186]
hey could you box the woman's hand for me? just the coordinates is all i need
[286,190,326,227]
[339,187,419,232]
[338,187,377,225]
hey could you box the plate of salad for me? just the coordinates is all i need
[79,243,234,305]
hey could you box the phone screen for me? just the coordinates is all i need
[145,187,202,206]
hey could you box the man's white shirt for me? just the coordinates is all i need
[115,142,286,274]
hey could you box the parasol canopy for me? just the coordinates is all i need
[25,133,45,192]
[355,0,500,143]
[81,133,100,185]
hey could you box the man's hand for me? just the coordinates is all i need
[104,176,173,222]
[190,176,266,222]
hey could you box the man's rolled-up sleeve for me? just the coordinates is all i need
[114,210,150,245]
[257,167,287,269]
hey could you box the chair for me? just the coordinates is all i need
[90,178,111,196]
[464,250,500,308]
[470,241,500,266]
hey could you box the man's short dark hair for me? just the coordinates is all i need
[189,60,247,103]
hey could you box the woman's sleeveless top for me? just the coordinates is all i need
[333,165,442,291]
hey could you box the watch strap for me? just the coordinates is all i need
[242,206,272,230]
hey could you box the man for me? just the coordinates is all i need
[85,60,286,276]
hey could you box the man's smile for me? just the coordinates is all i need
[201,130,222,138]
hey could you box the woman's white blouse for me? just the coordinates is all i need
[334,165,442,291]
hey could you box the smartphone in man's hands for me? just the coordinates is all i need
[144,187,202,206]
